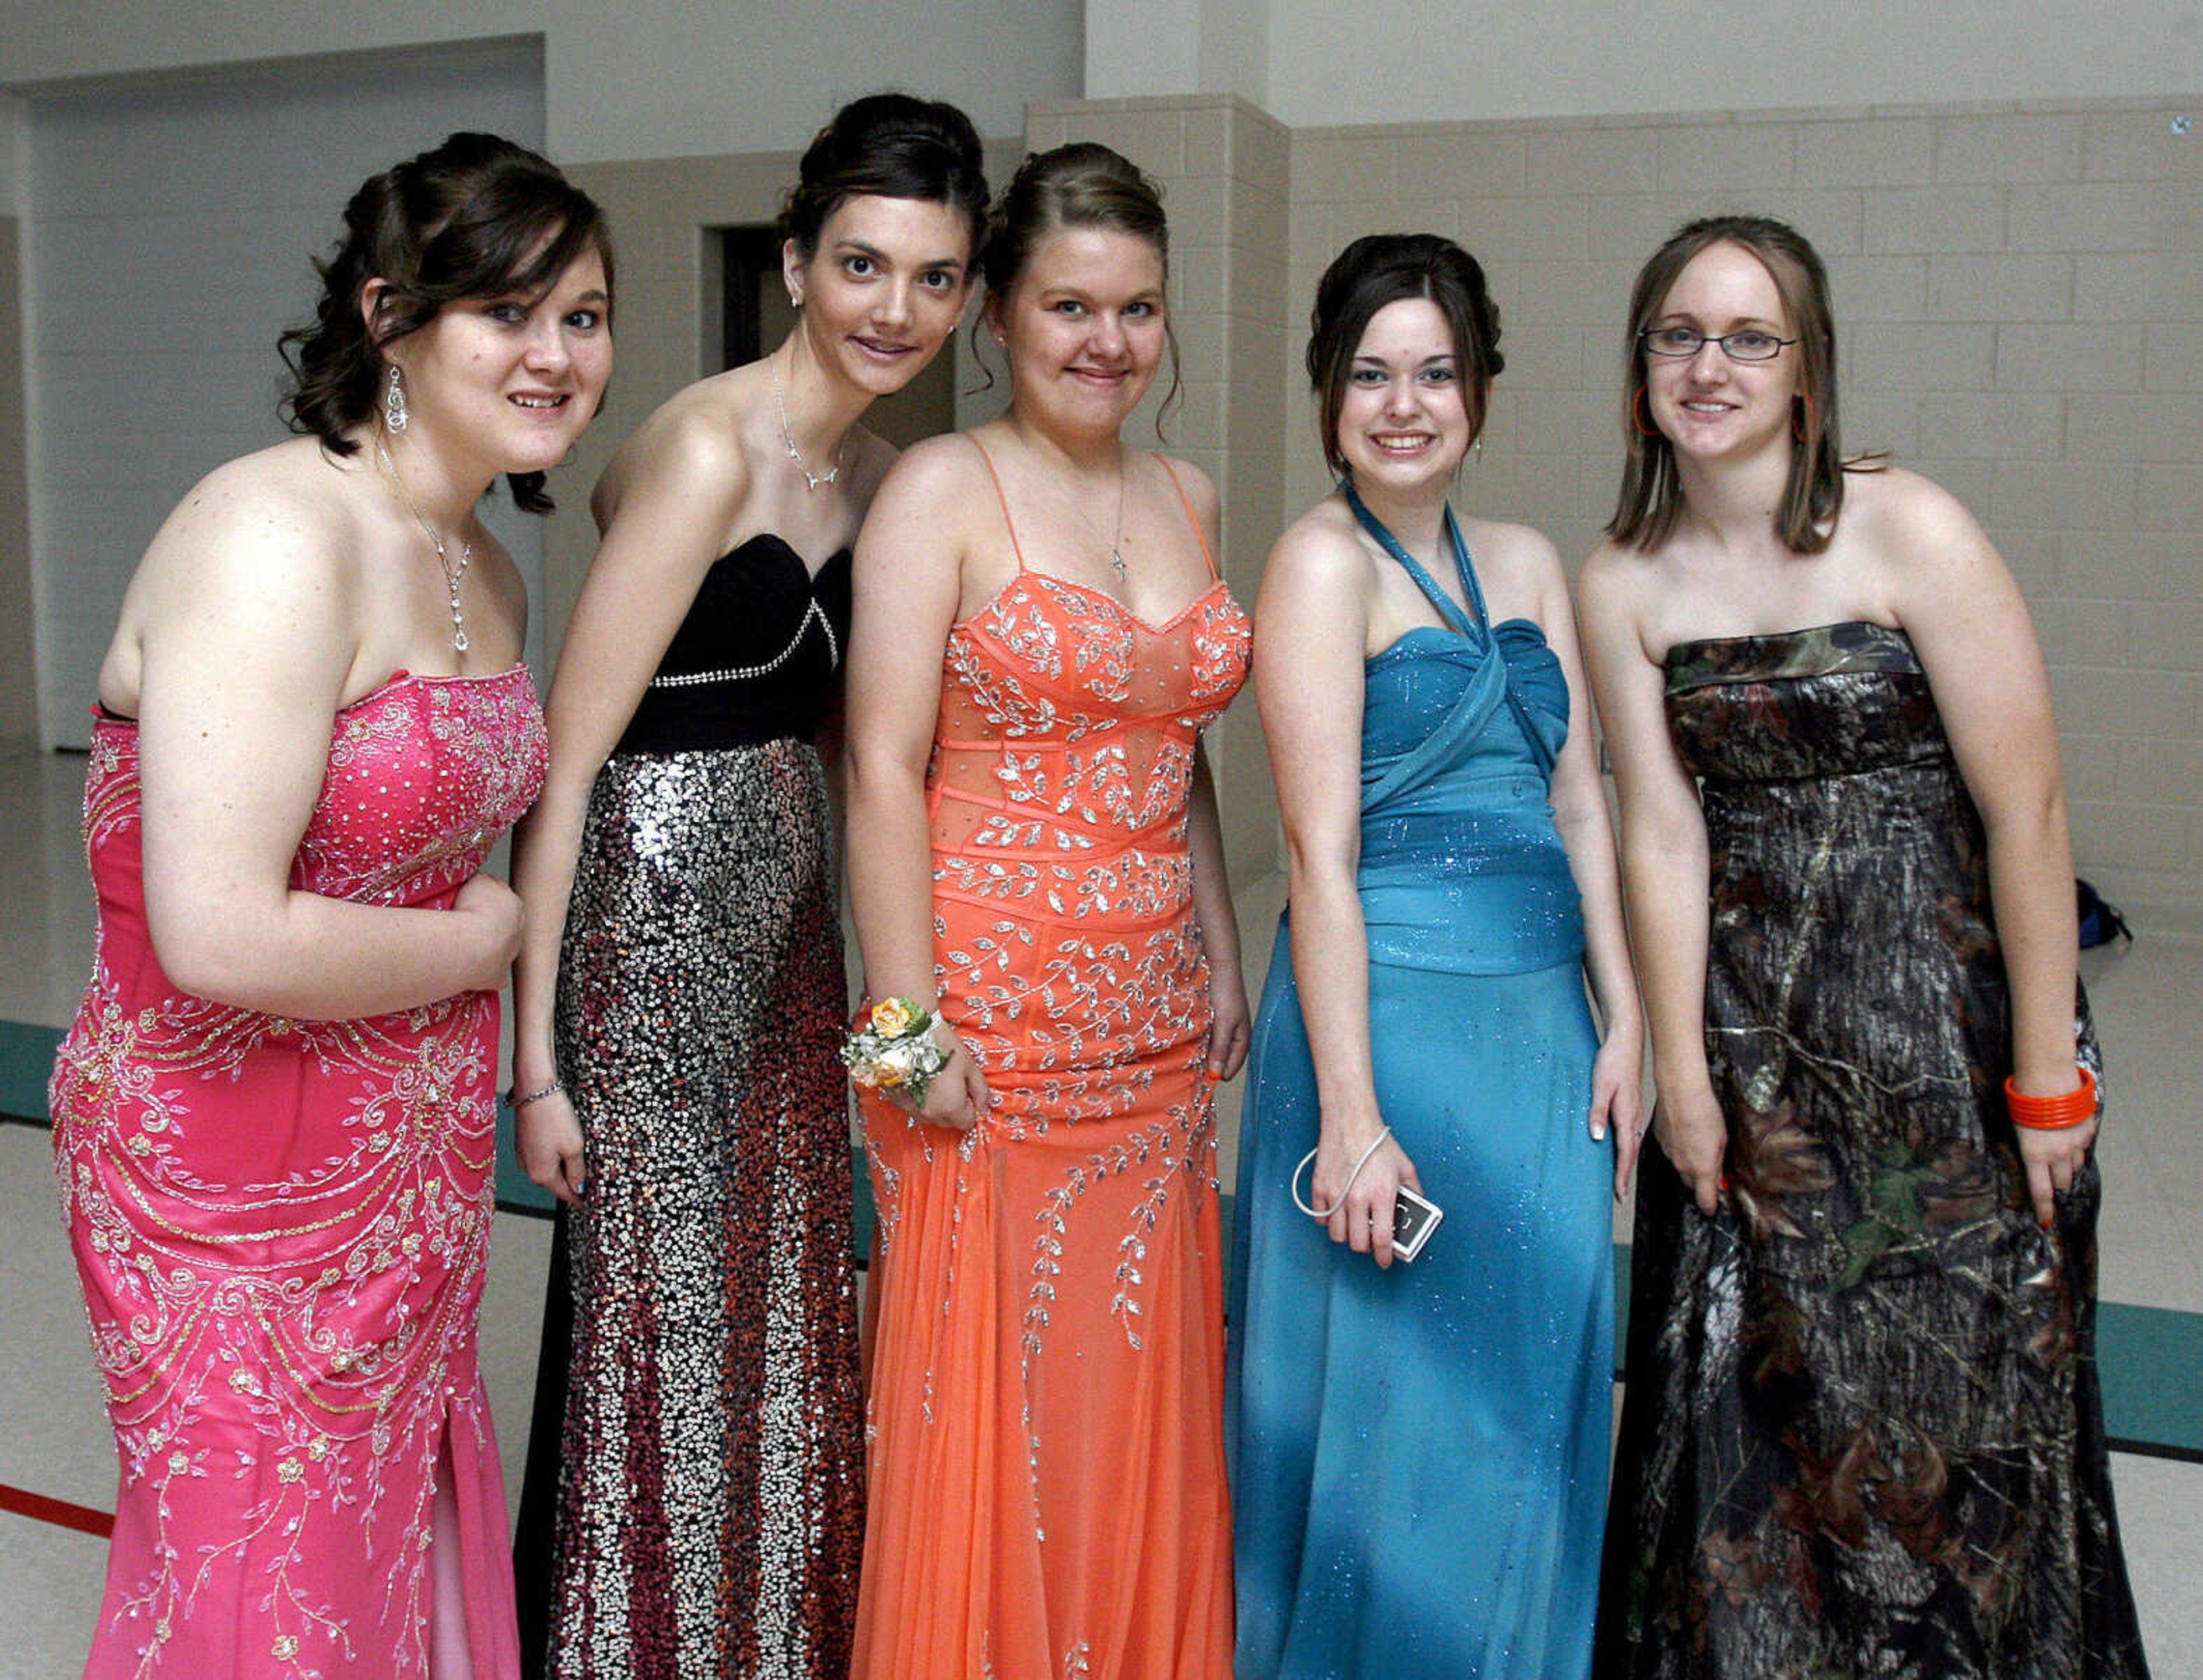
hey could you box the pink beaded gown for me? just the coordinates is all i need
[49,667,548,1679]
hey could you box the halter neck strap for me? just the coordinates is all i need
[1341,481,1487,641]
[1341,479,1558,779]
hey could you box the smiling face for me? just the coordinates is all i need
[784,192,975,396]
[990,224,1169,439]
[384,244,613,479]
[1335,298,1474,492]
[1642,239,1800,464]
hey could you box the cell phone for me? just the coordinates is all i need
[1391,1183,1443,1262]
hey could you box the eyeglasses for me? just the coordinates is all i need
[1640,326,1796,363]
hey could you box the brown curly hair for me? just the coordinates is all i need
[278,132,614,514]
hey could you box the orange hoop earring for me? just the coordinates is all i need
[1792,390,1815,445]
[1632,387,1661,438]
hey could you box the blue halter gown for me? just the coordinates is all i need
[1226,505,1613,1679]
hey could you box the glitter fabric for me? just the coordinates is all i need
[851,450,1250,1680]
[50,667,547,1678]
[540,734,862,1677]
[1226,526,1612,1679]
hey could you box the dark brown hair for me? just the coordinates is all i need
[1306,233,1504,481]
[982,142,1181,425]
[278,132,613,514]
[1607,214,1842,554]
[780,92,990,260]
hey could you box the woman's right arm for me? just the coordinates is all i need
[130,473,521,1019]
[1575,548,1725,1215]
[1256,518,1420,1269]
[508,419,748,1203]
[843,440,989,1130]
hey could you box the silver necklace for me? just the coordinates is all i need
[1068,449,1129,581]
[376,434,474,653]
[771,356,842,492]
[1105,462,1128,582]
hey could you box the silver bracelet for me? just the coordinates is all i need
[509,1079,566,1110]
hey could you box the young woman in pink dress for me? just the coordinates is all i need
[47,133,613,1679]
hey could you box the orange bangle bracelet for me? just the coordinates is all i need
[2004,1065,2097,1130]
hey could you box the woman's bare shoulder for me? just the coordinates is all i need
[139,438,360,590]
[592,374,753,527]
[1261,496,1375,602]
[1457,513,1563,588]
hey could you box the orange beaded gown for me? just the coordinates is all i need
[853,450,1250,1680]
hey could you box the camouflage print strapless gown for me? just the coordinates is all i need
[1597,622,2149,1680]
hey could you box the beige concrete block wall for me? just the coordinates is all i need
[0,216,32,748]
[1026,95,1290,891]
[1288,95,2203,926]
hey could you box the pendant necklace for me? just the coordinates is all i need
[1106,463,1128,582]
[376,434,474,653]
[772,353,843,491]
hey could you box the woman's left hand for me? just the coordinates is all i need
[1205,967,1252,1082]
[2015,1100,2097,1228]
[1589,1032,1645,1200]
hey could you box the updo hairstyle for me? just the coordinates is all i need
[279,131,614,514]
[981,143,1180,421]
[1608,214,1843,554]
[1306,233,1503,481]
[781,93,990,260]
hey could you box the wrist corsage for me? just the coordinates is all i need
[842,997,951,1103]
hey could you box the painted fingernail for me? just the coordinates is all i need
[1204,1068,1224,1083]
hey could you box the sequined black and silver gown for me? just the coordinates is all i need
[1596,622,2148,1680]
[516,534,862,1679]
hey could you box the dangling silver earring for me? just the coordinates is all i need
[384,364,409,433]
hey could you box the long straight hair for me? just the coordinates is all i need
[1607,215,1843,554]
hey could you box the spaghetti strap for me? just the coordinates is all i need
[1155,456,1221,582]
[967,437,1028,573]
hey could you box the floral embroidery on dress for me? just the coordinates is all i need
[54,668,546,1677]
[855,549,1246,1677]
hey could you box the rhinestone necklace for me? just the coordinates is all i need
[376,434,474,653]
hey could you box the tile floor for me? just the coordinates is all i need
[1,736,2197,1677]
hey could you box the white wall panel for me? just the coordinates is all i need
[0,2,1080,166]
[26,39,544,746]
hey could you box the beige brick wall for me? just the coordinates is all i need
[1287,96,2203,926]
